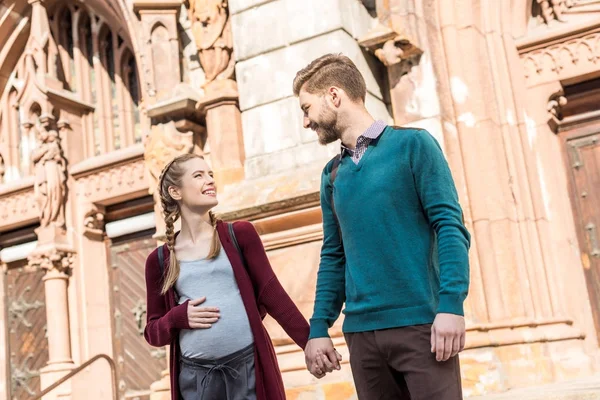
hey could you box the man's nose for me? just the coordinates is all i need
[303,116,310,129]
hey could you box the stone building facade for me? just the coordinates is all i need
[0,0,599,399]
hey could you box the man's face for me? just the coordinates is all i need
[299,89,339,145]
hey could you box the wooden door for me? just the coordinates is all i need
[109,235,165,400]
[5,260,48,399]
[564,127,600,342]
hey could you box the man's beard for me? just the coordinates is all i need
[313,107,339,145]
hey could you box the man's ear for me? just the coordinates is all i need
[328,86,342,108]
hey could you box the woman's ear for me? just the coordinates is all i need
[168,186,182,201]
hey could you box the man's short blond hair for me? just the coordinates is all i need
[293,54,367,102]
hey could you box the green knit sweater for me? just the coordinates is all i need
[309,127,471,339]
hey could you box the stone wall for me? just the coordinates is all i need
[230,0,392,180]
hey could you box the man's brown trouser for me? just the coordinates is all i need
[344,324,463,400]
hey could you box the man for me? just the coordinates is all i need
[293,54,470,400]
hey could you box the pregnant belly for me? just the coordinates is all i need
[179,312,254,360]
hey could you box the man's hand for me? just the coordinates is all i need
[431,313,465,362]
[305,337,342,378]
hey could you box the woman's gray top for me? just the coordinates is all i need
[175,249,254,359]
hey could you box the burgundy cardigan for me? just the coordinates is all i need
[143,220,310,400]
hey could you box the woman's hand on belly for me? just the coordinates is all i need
[188,297,220,329]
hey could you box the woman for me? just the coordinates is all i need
[143,153,314,400]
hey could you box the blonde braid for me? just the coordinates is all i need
[157,157,181,295]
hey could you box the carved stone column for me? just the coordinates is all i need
[28,245,75,399]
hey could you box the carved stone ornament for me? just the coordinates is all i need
[189,0,235,85]
[30,118,68,229]
[358,23,423,68]
[534,0,600,24]
[83,209,105,239]
[27,249,74,274]
[547,90,567,131]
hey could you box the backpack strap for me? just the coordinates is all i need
[228,222,242,258]
[157,244,165,276]
[328,154,343,244]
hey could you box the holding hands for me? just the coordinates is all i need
[304,337,342,378]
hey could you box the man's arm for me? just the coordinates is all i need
[306,163,347,376]
[310,163,347,339]
[409,129,471,361]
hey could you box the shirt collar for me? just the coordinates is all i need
[340,120,387,156]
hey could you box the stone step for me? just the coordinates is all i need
[470,376,600,400]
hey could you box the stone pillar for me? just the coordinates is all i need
[28,240,75,400]
[68,205,114,399]
[433,0,578,335]
[197,80,245,186]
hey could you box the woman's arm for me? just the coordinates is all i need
[143,247,190,347]
[234,221,310,350]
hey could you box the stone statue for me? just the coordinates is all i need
[189,0,235,86]
[31,125,67,229]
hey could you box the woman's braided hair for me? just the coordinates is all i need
[157,153,220,294]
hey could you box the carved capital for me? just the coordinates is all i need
[83,209,105,240]
[27,249,74,275]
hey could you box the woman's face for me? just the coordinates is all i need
[169,157,218,211]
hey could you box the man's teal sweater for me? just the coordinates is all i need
[309,126,471,339]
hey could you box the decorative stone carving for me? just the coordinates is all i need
[133,0,183,102]
[189,0,235,87]
[76,159,146,203]
[534,0,600,24]
[520,31,600,86]
[30,118,68,230]
[547,91,568,131]
[28,249,74,275]
[358,23,423,68]
[548,91,567,120]
[83,209,105,240]
[536,0,574,24]
[0,186,40,231]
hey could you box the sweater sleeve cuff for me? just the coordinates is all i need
[437,294,465,316]
[309,319,330,339]
[169,300,190,330]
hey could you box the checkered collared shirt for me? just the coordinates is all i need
[340,120,387,164]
